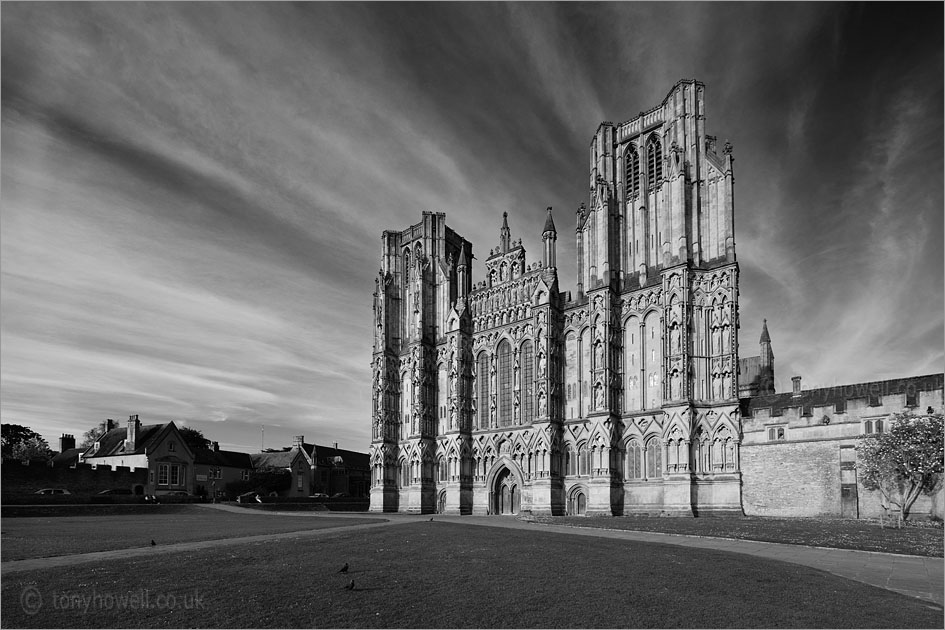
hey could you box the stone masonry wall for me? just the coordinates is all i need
[741,440,841,517]
[1,461,148,496]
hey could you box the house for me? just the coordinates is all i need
[311,442,370,498]
[81,415,194,496]
[250,436,314,497]
[193,442,253,499]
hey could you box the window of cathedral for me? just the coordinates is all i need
[626,441,643,479]
[767,426,786,441]
[477,352,490,429]
[498,341,512,427]
[868,394,882,407]
[835,399,846,414]
[863,419,885,435]
[646,135,662,187]
[644,438,662,479]
[625,146,640,198]
[578,444,589,476]
[521,340,534,423]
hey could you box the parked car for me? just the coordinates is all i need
[237,491,262,503]
[97,488,132,495]
[330,492,349,499]
[34,488,71,495]
[309,493,329,499]
[165,491,191,497]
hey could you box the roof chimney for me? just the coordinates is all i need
[105,419,115,433]
[294,435,304,449]
[60,434,75,452]
[792,376,802,396]
[333,442,339,451]
[212,441,219,452]
[126,414,140,450]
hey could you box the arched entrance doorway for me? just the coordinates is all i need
[568,488,587,516]
[493,467,519,515]
[436,490,447,514]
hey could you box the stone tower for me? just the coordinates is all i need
[371,80,743,516]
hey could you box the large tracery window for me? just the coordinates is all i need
[477,352,490,429]
[626,441,643,479]
[521,340,534,423]
[626,146,640,198]
[646,135,662,188]
[498,341,512,427]
[645,438,662,479]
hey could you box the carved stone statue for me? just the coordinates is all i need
[538,352,547,377]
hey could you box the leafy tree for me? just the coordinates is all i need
[1,424,52,460]
[79,422,108,449]
[856,412,944,524]
[178,426,211,452]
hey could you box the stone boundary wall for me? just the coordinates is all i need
[742,439,943,520]
[0,461,148,496]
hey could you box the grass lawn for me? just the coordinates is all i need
[2,521,942,628]
[0,506,378,561]
[531,515,945,557]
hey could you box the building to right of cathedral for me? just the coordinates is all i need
[367,79,944,520]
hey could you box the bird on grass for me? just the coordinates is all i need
[344,580,355,591]
[150,540,156,546]
[429,517,434,522]
[338,562,349,574]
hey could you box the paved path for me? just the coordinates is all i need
[3,505,942,608]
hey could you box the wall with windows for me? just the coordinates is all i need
[740,374,944,519]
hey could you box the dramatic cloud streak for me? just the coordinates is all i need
[2,3,942,451]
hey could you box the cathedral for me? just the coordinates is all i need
[370,79,744,516]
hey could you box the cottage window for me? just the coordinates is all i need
[905,388,918,407]
[297,471,304,491]
[169,464,180,486]
[158,464,169,486]
[168,441,176,452]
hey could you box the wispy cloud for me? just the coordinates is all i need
[2,3,941,451]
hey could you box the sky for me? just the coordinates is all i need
[2,2,942,453]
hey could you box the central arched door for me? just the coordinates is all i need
[493,467,518,515]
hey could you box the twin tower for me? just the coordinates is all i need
[370,80,742,516]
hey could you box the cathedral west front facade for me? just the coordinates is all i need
[370,79,746,516]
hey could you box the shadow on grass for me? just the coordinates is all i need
[2,521,941,628]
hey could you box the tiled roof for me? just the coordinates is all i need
[194,448,253,468]
[740,373,943,416]
[83,424,164,458]
[311,444,369,469]
[50,447,83,468]
[739,356,761,386]
[251,449,307,469]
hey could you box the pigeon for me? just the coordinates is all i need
[344,580,355,591]
[429,517,434,522]
[338,563,349,574]
[151,540,156,546]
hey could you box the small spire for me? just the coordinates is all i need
[457,243,467,269]
[760,319,771,343]
[543,207,556,235]
[500,211,511,253]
